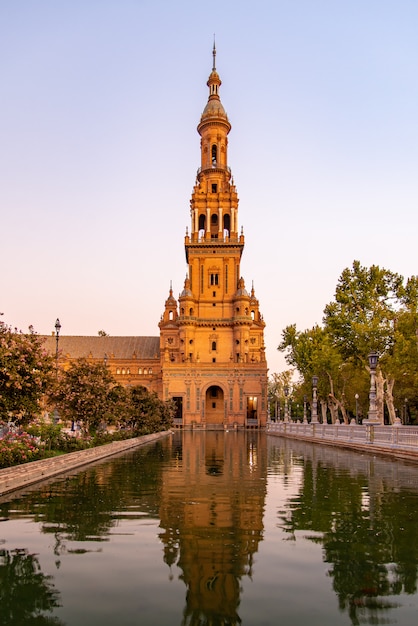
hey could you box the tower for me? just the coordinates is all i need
[159,45,267,428]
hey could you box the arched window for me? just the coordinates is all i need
[212,341,217,351]
[138,368,143,375]
[212,144,217,164]
[199,214,206,230]
[223,213,230,235]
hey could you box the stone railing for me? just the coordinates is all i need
[266,421,418,462]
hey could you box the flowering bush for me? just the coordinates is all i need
[0,432,42,468]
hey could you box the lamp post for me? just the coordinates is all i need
[355,393,359,423]
[54,318,61,378]
[53,318,61,423]
[303,395,308,423]
[404,398,409,424]
[367,351,379,423]
[284,386,289,422]
[311,376,319,423]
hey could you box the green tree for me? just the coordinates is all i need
[0,319,54,425]
[54,358,117,434]
[323,262,418,423]
[323,261,404,362]
[126,385,175,434]
[278,263,418,423]
[278,324,357,423]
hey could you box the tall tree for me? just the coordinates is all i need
[323,262,417,423]
[0,319,54,424]
[54,358,116,434]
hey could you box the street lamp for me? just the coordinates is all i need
[55,318,61,377]
[404,398,409,424]
[303,395,308,423]
[355,393,359,423]
[367,351,379,423]
[311,375,319,423]
[53,318,61,423]
[284,386,289,422]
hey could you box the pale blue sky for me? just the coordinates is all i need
[1,1,417,374]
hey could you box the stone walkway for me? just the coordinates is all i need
[0,431,171,497]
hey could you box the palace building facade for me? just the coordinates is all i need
[43,46,268,429]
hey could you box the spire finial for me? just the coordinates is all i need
[212,36,216,71]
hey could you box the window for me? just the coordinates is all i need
[211,183,217,193]
[210,273,219,286]
[138,368,142,375]
[212,341,217,351]
[149,368,152,374]
[144,368,148,375]
[212,357,216,363]
[116,368,121,375]
[212,144,217,163]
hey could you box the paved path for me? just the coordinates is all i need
[0,431,171,497]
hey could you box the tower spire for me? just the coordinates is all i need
[212,36,216,71]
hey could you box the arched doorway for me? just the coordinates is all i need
[205,385,225,424]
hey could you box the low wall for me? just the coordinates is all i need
[267,422,418,463]
[0,431,172,496]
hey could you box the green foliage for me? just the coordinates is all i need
[0,319,54,424]
[54,359,117,434]
[124,385,175,434]
[323,260,404,364]
[54,361,174,437]
[278,261,418,423]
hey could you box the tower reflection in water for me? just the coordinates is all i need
[158,430,267,625]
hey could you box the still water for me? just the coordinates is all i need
[1,431,418,626]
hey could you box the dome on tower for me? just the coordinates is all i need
[200,97,229,124]
[180,276,193,298]
[235,277,249,297]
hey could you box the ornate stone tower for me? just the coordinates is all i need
[159,45,267,428]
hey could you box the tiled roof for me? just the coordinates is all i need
[41,336,160,360]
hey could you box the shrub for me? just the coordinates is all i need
[0,432,42,468]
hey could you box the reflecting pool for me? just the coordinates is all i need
[1,431,418,625]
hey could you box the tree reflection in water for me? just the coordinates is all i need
[275,439,418,625]
[0,545,63,626]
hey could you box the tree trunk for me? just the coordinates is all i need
[376,369,386,424]
[319,399,328,423]
[328,393,348,424]
[384,376,396,424]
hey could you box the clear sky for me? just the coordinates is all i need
[1,1,417,376]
